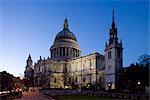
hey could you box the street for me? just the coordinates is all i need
[15,90,55,100]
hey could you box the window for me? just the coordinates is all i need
[75,77,77,83]
[99,76,101,83]
[54,78,56,83]
[89,59,92,67]
[108,51,111,59]
[118,49,121,58]
[83,77,85,82]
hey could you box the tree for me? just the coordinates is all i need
[138,54,150,66]
[0,71,18,91]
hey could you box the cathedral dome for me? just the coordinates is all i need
[50,18,81,61]
[55,28,77,42]
[54,18,77,42]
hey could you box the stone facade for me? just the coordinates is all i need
[26,11,123,90]
[24,54,34,87]
[104,10,123,90]
[34,52,105,88]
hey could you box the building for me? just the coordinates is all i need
[104,10,123,90]
[24,54,34,87]
[25,11,123,90]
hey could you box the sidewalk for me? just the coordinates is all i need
[15,89,55,100]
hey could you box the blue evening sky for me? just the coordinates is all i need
[0,0,149,77]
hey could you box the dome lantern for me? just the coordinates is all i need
[64,18,68,29]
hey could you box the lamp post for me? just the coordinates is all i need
[107,83,112,90]
[137,80,141,92]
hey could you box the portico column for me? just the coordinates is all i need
[72,48,74,57]
[54,49,56,57]
[62,47,63,56]
[57,48,60,56]
[53,49,54,57]
[65,47,67,56]
[77,50,79,57]
[70,48,72,57]
[76,49,77,57]
[56,48,58,56]
[68,48,70,56]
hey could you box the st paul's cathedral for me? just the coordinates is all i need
[25,11,123,90]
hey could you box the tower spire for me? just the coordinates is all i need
[28,54,31,60]
[112,9,115,23]
[109,9,118,44]
[112,9,115,29]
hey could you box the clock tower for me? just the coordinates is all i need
[105,10,123,90]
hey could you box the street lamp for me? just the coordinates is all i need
[107,83,112,90]
[137,80,141,92]
[108,83,111,86]
[137,81,141,85]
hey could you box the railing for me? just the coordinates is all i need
[41,89,149,100]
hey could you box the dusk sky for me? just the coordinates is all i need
[0,0,149,77]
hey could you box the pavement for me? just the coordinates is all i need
[14,90,55,100]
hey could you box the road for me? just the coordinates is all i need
[15,90,55,100]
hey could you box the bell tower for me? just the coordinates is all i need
[26,54,33,70]
[105,10,123,90]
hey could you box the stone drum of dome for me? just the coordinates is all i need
[50,18,81,61]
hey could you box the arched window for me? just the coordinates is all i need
[108,51,111,59]
[75,77,77,83]
[83,77,85,82]
[54,78,56,83]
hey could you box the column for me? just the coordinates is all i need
[77,50,79,57]
[67,47,69,56]
[75,49,77,57]
[55,49,57,57]
[57,48,58,56]
[54,49,56,57]
[74,49,76,57]
[61,47,63,56]
[68,48,70,56]
[56,48,57,56]
[60,47,62,56]
[62,47,64,56]
[70,48,72,57]
[58,48,60,56]
[65,48,67,56]
[72,48,74,57]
